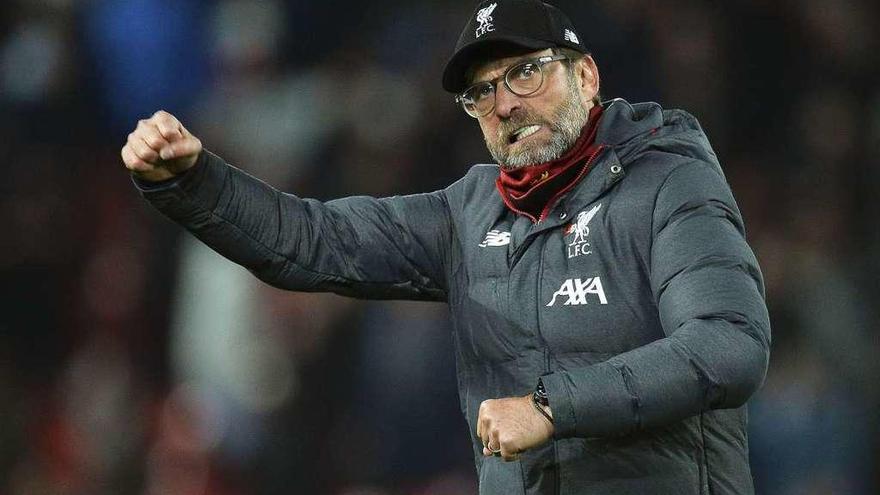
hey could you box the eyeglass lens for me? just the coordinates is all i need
[461,61,545,117]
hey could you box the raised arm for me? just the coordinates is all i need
[122,111,454,301]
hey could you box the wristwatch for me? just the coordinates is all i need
[533,378,553,423]
[534,378,550,406]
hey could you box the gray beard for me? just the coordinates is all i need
[486,81,590,171]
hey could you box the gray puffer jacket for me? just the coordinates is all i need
[138,99,770,494]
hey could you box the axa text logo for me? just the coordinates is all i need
[546,277,608,306]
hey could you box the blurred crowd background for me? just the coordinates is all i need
[1,0,878,494]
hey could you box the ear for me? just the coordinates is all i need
[574,55,600,104]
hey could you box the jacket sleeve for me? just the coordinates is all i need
[136,150,454,301]
[542,159,771,439]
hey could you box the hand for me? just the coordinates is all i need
[121,110,203,182]
[477,394,554,462]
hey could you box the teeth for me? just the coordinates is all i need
[513,125,541,142]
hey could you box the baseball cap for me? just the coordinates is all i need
[442,0,588,93]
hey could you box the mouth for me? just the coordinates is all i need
[508,125,542,144]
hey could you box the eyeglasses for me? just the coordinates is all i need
[455,54,569,118]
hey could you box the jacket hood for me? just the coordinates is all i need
[597,98,720,169]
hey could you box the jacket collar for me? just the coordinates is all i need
[522,98,717,233]
[596,98,665,148]
[497,99,720,234]
[597,98,719,167]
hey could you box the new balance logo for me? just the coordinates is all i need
[564,29,580,45]
[546,277,608,306]
[479,230,511,247]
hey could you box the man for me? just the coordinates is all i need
[122,1,770,493]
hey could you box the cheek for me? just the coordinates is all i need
[536,79,574,110]
[478,120,498,141]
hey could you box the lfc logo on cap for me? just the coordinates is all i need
[475,3,497,38]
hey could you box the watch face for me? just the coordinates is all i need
[536,379,548,398]
[534,391,550,406]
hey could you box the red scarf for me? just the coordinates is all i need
[496,105,604,222]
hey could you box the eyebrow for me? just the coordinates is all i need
[473,55,537,85]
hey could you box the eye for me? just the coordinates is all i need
[475,83,495,101]
[513,63,538,80]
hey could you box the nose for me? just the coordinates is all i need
[493,83,522,119]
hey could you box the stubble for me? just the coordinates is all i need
[486,75,590,171]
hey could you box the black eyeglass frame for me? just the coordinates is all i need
[455,54,569,118]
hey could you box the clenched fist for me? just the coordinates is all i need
[477,394,554,462]
[121,110,202,182]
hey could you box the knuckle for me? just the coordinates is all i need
[145,135,163,148]
[123,153,140,168]
[159,120,179,136]
[135,146,156,160]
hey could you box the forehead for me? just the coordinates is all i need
[471,48,556,83]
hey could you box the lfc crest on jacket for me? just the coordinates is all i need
[564,203,602,259]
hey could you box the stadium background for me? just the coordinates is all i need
[1,0,878,493]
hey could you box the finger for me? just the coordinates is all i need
[499,434,519,461]
[479,424,489,453]
[136,117,163,140]
[121,145,152,173]
[488,429,500,450]
[483,431,502,457]
[160,136,201,161]
[152,110,184,141]
[140,125,172,156]
[128,132,160,163]
[499,444,518,461]
[477,401,487,441]
[489,429,501,455]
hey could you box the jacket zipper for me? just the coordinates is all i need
[538,144,608,222]
[505,145,610,265]
[495,145,609,224]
